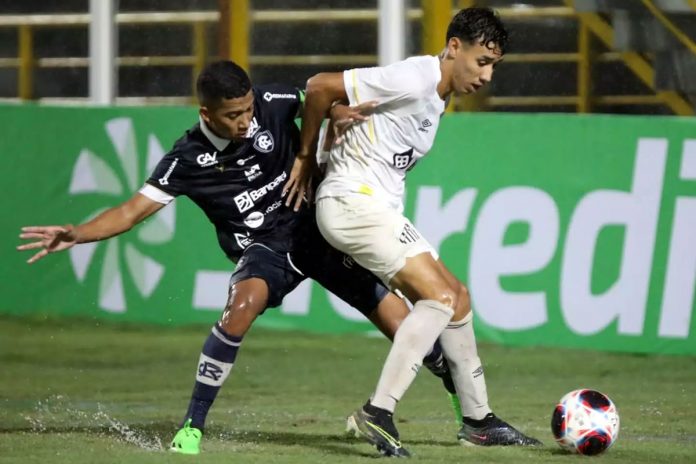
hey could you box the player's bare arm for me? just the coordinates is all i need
[17,193,164,264]
[283,72,348,211]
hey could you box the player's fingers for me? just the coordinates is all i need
[282,176,296,198]
[27,249,48,264]
[21,226,64,233]
[293,185,306,211]
[285,184,298,207]
[17,241,46,251]
[19,232,46,240]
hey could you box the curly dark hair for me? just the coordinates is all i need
[446,7,509,54]
[196,60,251,106]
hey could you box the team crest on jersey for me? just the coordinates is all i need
[393,148,414,169]
[253,130,274,153]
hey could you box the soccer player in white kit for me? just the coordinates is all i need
[283,8,541,457]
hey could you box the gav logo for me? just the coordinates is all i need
[68,117,174,313]
[196,151,218,167]
[254,130,274,153]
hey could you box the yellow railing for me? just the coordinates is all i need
[0,2,693,114]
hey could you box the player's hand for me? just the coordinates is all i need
[330,100,378,144]
[282,155,318,212]
[17,225,78,264]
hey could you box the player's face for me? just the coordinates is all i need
[201,90,255,140]
[449,37,503,95]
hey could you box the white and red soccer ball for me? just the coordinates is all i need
[551,389,620,456]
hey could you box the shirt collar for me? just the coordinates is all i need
[199,116,232,152]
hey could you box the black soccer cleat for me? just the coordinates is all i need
[346,402,411,457]
[457,413,542,447]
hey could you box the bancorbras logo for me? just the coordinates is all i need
[196,151,218,167]
[233,172,287,212]
[263,92,297,102]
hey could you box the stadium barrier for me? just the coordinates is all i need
[2,104,694,354]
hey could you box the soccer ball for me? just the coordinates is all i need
[551,389,620,455]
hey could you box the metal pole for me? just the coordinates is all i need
[378,0,405,66]
[89,0,117,105]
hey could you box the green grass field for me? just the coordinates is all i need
[1,315,695,463]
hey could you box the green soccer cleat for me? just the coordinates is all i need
[170,419,202,455]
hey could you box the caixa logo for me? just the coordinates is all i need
[68,117,175,313]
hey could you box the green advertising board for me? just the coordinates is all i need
[1,104,694,355]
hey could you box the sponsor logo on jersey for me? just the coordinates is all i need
[196,151,218,167]
[418,119,432,133]
[236,154,256,166]
[263,91,297,102]
[393,148,414,169]
[398,222,421,244]
[234,231,253,249]
[244,164,262,182]
[472,366,484,378]
[158,157,179,185]
[244,211,265,229]
[253,130,274,153]
[245,117,260,138]
[233,172,287,212]
[265,199,282,214]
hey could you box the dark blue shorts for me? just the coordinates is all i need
[230,237,389,316]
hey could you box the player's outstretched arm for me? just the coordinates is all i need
[283,72,348,211]
[17,193,164,264]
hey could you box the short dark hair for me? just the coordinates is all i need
[447,7,508,54]
[196,60,251,106]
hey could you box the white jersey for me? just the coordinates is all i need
[316,55,446,213]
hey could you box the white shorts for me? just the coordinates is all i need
[316,195,438,287]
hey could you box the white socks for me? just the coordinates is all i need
[439,311,492,420]
[371,299,454,412]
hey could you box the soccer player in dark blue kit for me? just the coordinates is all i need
[17,61,459,454]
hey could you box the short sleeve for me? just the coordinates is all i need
[343,58,433,108]
[144,153,185,200]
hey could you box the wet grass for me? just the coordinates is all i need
[1,315,695,463]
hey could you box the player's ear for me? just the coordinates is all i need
[445,37,460,60]
[199,106,211,124]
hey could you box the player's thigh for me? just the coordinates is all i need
[296,238,390,320]
[315,195,438,288]
[390,252,458,308]
[222,244,304,335]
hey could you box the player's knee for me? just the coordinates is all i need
[219,296,264,335]
[432,285,459,310]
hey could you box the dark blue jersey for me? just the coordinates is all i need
[145,84,312,261]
